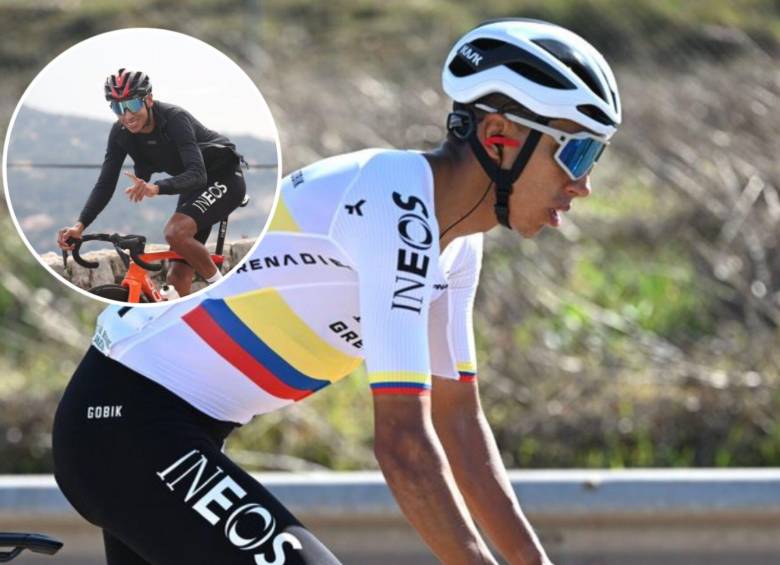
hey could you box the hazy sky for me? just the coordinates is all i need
[20,28,278,140]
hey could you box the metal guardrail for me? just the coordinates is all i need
[2,469,780,519]
[1,470,779,564]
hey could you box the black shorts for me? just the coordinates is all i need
[176,159,247,245]
[52,347,341,565]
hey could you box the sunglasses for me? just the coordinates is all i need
[110,97,146,116]
[475,103,609,181]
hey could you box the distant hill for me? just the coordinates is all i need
[5,106,278,254]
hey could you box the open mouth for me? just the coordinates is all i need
[548,205,570,228]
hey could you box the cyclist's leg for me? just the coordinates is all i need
[165,162,245,286]
[103,531,151,565]
[105,443,341,565]
[172,160,247,262]
[53,347,341,565]
[165,260,194,296]
[163,212,216,281]
[166,224,212,296]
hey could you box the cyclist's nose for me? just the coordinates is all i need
[566,175,591,198]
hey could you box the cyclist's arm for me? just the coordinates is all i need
[133,163,153,182]
[428,236,551,564]
[432,379,551,565]
[77,124,127,229]
[155,112,207,195]
[333,153,497,563]
[374,394,496,564]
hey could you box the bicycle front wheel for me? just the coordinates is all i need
[89,284,150,303]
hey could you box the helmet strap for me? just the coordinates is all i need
[450,105,543,229]
[490,130,543,228]
[142,99,154,131]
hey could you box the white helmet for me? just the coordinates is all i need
[442,18,621,139]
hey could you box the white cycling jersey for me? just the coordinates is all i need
[92,149,483,424]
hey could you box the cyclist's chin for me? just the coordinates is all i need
[511,220,545,238]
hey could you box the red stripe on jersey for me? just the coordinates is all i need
[183,307,312,401]
[458,372,476,383]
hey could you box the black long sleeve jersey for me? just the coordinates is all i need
[78,101,242,228]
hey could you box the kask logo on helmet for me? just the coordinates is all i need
[458,44,484,68]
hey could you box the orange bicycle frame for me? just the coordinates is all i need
[119,251,225,303]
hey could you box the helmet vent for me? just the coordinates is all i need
[471,38,506,50]
[449,37,575,89]
[505,61,570,89]
[576,104,615,126]
[532,38,610,103]
[449,38,506,77]
[448,57,474,78]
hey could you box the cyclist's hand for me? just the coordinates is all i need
[57,223,84,250]
[124,172,159,202]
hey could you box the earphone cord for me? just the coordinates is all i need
[439,145,504,241]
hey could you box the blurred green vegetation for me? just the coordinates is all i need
[571,244,714,337]
[1,0,779,473]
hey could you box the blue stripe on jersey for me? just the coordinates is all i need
[199,299,329,392]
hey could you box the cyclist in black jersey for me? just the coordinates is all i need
[56,68,247,296]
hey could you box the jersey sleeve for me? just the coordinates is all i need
[78,123,127,228]
[133,162,154,182]
[155,111,208,195]
[430,234,483,382]
[331,153,439,396]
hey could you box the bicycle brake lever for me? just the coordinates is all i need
[113,244,131,269]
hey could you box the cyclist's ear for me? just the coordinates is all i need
[479,114,512,161]
[145,93,154,108]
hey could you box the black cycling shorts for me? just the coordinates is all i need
[176,159,247,244]
[53,347,341,565]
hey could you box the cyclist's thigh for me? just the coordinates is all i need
[103,531,151,565]
[193,223,212,244]
[103,436,340,564]
[176,163,246,234]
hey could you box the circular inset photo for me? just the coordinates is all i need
[3,27,280,305]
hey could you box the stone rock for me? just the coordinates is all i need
[42,238,256,291]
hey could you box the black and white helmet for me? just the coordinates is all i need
[104,68,152,102]
[442,19,621,139]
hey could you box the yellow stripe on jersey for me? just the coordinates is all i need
[224,290,361,382]
[368,371,431,395]
[268,197,300,232]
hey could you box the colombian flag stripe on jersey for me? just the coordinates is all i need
[183,300,329,400]
[456,361,477,382]
[370,382,430,396]
[224,290,362,381]
[368,371,430,395]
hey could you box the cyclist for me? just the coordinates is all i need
[56,68,247,296]
[53,20,620,565]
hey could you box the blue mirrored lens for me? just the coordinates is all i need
[558,137,607,179]
[110,98,145,115]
